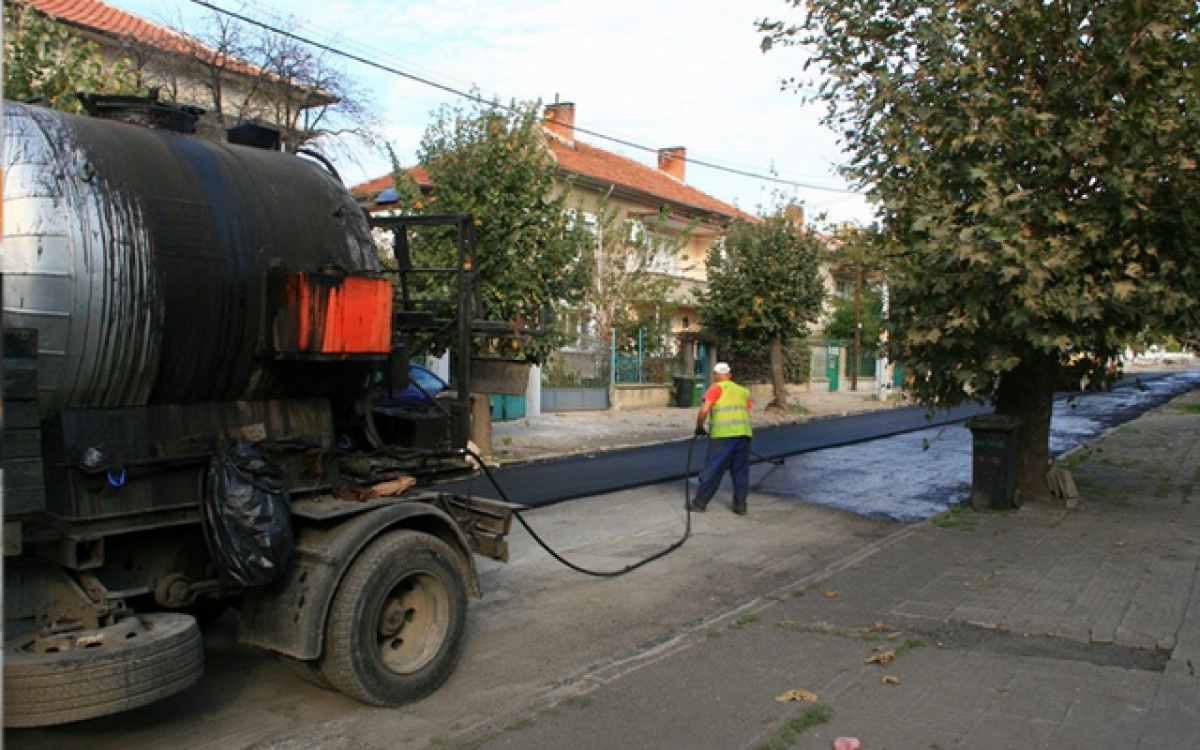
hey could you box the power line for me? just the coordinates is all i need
[185,0,862,197]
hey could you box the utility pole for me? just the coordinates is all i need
[851,264,862,391]
[876,282,891,401]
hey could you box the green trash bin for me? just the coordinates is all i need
[691,380,706,407]
[489,393,526,421]
[673,377,695,408]
[966,415,1023,510]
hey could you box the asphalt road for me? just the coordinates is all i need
[451,371,1200,509]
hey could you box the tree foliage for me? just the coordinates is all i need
[762,0,1200,497]
[824,286,882,347]
[414,98,592,362]
[3,3,142,111]
[697,208,827,406]
[823,224,885,348]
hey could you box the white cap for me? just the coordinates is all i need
[713,362,731,374]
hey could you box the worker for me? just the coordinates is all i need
[688,362,753,515]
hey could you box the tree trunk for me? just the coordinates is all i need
[993,350,1060,504]
[768,333,788,409]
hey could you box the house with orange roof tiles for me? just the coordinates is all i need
[351,103,863,415]
[348,101,864,415]
[351,103,784,414]
[6,0,333,143]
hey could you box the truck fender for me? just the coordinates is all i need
[236,500,479,659]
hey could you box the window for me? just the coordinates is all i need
[557,309,594,351]
[631,220,676,274]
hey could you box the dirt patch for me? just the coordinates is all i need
[900,619,1171,672]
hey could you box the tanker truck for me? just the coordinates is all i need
[2,96,521,728]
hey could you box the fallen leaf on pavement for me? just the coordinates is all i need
[774,689,819,703]
[865,650,896,666]
[824,590,839,598]
[881,674,901,684]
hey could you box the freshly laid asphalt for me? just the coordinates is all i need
[458,380,1200,749]
[457,402,991,507]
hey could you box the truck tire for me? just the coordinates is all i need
[4,613,204,728]
[320,529,468,706]
[279,655,333,691]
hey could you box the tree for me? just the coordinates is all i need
[824,224,886,388]
[131,4,380,155]
[586,193,686,354]
[762,0,1200,500]
[414,97,592,362]
[824,286,882,348]
[4,3,142,111]
[697,208,827,408]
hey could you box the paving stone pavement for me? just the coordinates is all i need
[464,390,1200,750]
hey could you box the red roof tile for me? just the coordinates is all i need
[352,175,394,195]
[545,132,751,222]
[16,0,197,56]
[351,127,752,223]
[16,0,290,87]
[352,166,432,196]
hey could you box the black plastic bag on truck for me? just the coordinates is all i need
[202,438,294,587]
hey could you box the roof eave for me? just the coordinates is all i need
[560,169,741,228]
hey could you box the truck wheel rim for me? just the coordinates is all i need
[10,615,149,655]
[375,571,449,674]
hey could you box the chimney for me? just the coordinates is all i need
[658,147,686,181]
[784,202,805,226]
[544,102,576,143]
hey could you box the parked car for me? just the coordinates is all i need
[373,363,449,412]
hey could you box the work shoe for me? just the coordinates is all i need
[686,501,706,514]
[732,506,747,516]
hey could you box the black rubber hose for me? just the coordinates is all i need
[459,438,699,578]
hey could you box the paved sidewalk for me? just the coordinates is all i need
[463,390,1200,749]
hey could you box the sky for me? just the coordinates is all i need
[105,0,875,226]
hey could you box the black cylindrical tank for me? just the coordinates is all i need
[3,101,381,412]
